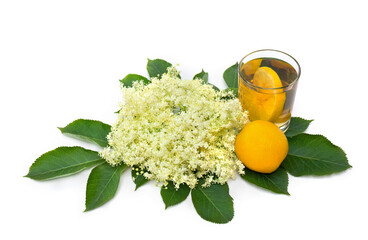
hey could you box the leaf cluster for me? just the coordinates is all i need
[25,59,351,224]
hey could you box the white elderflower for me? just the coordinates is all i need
[100,66,249,189]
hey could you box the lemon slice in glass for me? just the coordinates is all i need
[243,67,286,122]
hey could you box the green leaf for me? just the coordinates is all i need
[191,181,234,224]
[223,62,239,88]
[85,162,127,211]
[160,181,190,209]
[285,117,313,138]
[208,83,220,91]
[282,134,351,176]
[240,167,289,195]
[25,147,104,180]
[193,69,208,83]
[225,87,238,98]
[58,119,111,147]
[147,58,180,79]
[131,166,149,190]
[119,74,150,87]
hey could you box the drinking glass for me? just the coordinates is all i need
[238,49,301,132]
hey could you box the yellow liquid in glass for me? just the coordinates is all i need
[238,58,298,129]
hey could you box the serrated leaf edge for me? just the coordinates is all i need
[147,58,172,78]
[240,169,290,195]
[284,134,352,176]
[84,164,127,212]
[288,133,351,167]
[58,119,111,147]
[25,146,103,180]
[192,184,234,224]
[223,62,239,88]
[285,117,314,138]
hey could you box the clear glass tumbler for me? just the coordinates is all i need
[238,49,301,132]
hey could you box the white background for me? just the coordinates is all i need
[1,0,367,239]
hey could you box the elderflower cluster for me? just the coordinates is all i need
[100,66,249,189]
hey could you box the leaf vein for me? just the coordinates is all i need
[197,187,229,221]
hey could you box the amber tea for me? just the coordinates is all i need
[238,51,300,132]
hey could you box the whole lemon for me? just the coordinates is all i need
[235,120,288,173]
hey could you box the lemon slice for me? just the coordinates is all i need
[242,59,262,76]
[242,67,286,122]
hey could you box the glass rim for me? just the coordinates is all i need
[238,49,301,91]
